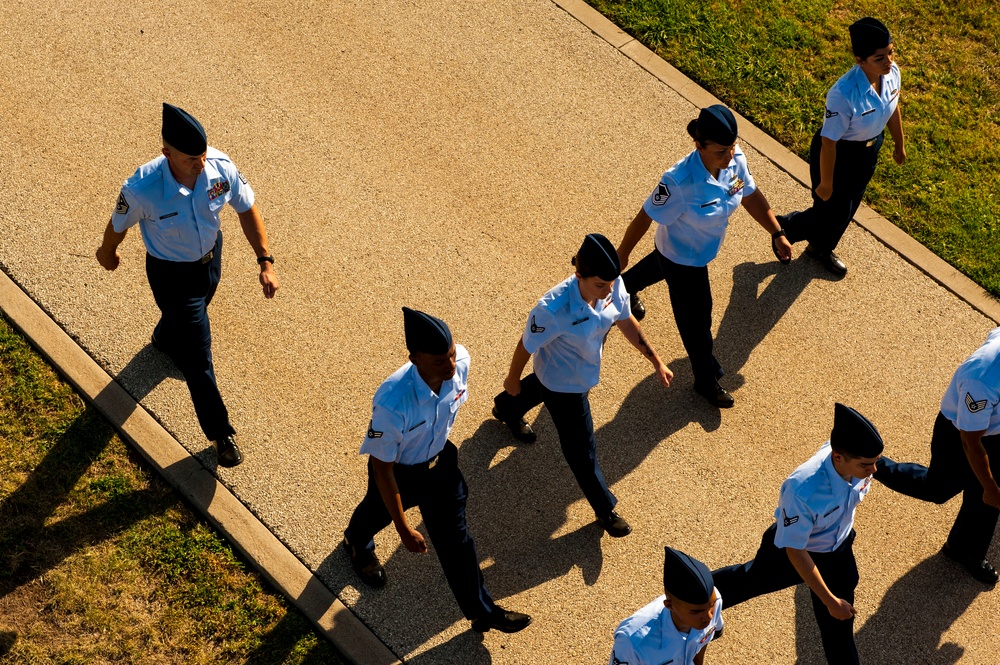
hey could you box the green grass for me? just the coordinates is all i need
[0,315,344,664]
[585,0,1000,294]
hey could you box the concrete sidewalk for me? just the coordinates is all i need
[1,0,997,662]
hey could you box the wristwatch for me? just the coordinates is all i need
[257,255,275,266]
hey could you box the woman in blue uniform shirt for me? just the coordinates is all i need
[778,17,905,275]
[617,105,792,409]
[493,233,672,537]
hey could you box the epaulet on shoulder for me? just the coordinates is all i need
[206,146,231,163]
[787,466,824,502]
[540,278,574,311]
[125,157,165,190]
[375,373,409,412]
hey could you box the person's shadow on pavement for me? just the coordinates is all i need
[787,552,983,664]
[712,259,829,394]
[852,553,984,663]
[317,257,825,660]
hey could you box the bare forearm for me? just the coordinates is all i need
[100,219,127,251]
[618,316,661,364]
[741,190,781,234]
[237,204,271,258]
[787,548,837,606]
[886,105,904,147]
[960,430,997,493]
[507,338,531,380]
[693,645,708,665]
[819,138,837,187]
[371,459,410,532]
[617,208,654,264]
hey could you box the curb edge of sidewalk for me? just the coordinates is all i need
[0,267,402,665]
[551,0,1000,325]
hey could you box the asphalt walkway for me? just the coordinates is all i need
[1,0,998,662]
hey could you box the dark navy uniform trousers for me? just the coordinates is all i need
[622,250,723,389]
[713,524,861,665]
[876,412,1000,561]
[781,130,884,253]
[344,441,497,620]
[494,373,617,517]
[145,231,235,442]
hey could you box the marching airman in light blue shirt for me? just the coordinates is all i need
[495,234,672,537]
[777,17,905,276]
[360,343,470,465]
[112,146,255,262]
[617,105,791,408]
[644,144,758,268]
[522,272,631,393]
[821,61,901,143]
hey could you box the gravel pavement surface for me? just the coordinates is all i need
[1,0,998,662]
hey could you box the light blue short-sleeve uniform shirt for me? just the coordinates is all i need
[522,275,631,393]
[112,147,255,262]
[609,592,724,665]
[940,327,1000,436]
[821,63,901,143]
[773,442,874,553]
[643,146,757,268]
[359,344,470,465]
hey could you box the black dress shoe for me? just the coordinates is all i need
[492,406,537,444]
[804,244,847,276]
[941,543,999,585]
[471,607,532,633]
[694,382,735,408]
[214,435,243,467]
[630,293,646,322]
[343,536,387,588]
[596,510,632,537]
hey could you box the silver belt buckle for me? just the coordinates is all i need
[200,250,214,264]
[428,455,439,469]
[865,138,877,148]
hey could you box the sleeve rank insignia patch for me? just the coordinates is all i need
[530,315,545,333]
[965,392,988,413]
[782,509,799,527]
[367,421,383,438]
[652,182,670,205]
[825,108,839,118]
[115,192,129,215]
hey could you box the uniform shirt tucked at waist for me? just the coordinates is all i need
[360,344,470,465]
[941,326,1000,435]
[609,591,724,665]
[111,147,255,262]
[821,63,901,143]
[644,146,757,267]
[523,274,631,393]
[774,442,872,553]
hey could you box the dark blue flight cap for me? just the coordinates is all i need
[663,546,714,605]
[576,233,621,281]
[402,307,453,355]
[849,17,891,59]
[697,105,738,146]
[162,103,207,156]
[831,403,884,458]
